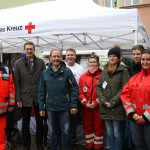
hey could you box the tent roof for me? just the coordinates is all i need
[0,0,149,53]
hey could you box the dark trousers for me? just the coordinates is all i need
[22,104,44,148]
[70,113,79,144]
[130,121,150,150]
[70,103,81,144]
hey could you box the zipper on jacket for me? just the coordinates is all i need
[90,75,94,104]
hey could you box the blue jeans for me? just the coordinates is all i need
[105,120,123,150]
[125,120,135,149]
[130,121,150,150]
[47,110,70,150]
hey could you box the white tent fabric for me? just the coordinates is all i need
[0,0,149,53]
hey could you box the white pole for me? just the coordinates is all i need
[0,42,3,63]
[57,35,59,43]
[134,30,138,45]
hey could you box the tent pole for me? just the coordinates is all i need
[72,34,86,45]
[86,34,103,49]
[0,54,2,63]
[134,30,138,45]
[57,35,59,43]
[0,42,3,63]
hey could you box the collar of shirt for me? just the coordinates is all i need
[50,65,61,72]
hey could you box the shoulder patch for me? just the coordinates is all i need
[83,86,88,92]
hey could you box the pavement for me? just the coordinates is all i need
[6,132,108,150]
[7,134,51,150]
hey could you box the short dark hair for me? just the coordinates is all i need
[132,45,144,53]
[88,54,100,66]
[50,49,62,56]
[24,41,35,50]
[142,49,150,55]
[66,48,76,55]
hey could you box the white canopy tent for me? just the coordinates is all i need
[0,0,149,53]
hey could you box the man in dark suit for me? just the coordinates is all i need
[14,41,46,150]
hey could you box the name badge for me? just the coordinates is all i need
[102,81,107,89]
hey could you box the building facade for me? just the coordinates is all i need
[98,0,150,35]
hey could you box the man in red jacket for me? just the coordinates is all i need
[0,62,15,150]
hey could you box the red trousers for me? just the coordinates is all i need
[82,107,104,150]
[0,117,6,150]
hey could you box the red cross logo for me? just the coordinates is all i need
[25,22,35,34]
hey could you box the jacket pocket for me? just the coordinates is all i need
[99,104,107,115]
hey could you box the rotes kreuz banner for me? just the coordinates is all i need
[0,22,35,34]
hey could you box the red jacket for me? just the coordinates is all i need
[121,68,150,121]
[0,64,15,116]
[79,69,101,107]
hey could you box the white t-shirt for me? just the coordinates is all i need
[66,63,85,84]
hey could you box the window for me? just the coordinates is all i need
[104,0,117,8]
[93,0,99,4]
[124,0,140,6]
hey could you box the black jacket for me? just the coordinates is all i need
[128,62,141,77]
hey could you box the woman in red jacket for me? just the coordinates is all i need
[79,55,104,150]
[121,49,150,150]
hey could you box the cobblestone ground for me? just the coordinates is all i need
[6,132,107,150]
[6,137,86,150]
[6,134,86,150]
[7,134,51,150]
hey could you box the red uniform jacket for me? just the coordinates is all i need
[79,69,101,107]
[121,68,150,122]
[0,64,15,116]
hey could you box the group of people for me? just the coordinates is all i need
[0,41,150,150]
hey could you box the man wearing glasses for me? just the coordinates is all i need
[14,41,46,150]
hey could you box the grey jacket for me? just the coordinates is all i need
[14,55,46,107]
[96,63,130,120]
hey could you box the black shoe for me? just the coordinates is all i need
[76,144,85,150]
[23,146,30,150]
[69,144,77,150]
[37,145,45,150]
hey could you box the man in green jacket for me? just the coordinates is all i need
[38,49,78,150]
